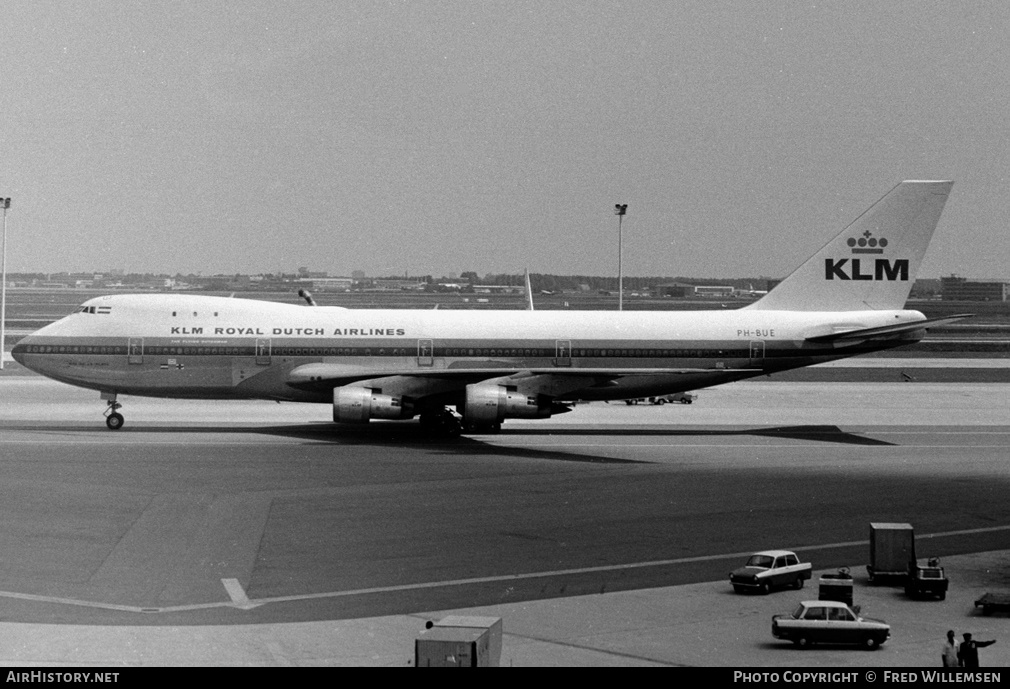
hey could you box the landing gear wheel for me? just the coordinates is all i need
[421,408,463,438]
[103,397,124,430]
[460,420,502,434]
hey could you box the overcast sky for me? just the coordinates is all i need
[1,1,1007,279]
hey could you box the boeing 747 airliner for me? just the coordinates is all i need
[13,181,967,435]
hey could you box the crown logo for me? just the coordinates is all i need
[847,230,887,254]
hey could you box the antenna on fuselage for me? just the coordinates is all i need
[298,289,317,306]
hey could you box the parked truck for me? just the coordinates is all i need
[905,557,949,600]
[866,522,915,584]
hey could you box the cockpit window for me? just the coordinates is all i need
[75,306,110,314]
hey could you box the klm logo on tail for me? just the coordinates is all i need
[824,231,907,281]
[825,258,909,281]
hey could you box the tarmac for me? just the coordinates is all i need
[1,357,1009,667]
[1,551,1008,667]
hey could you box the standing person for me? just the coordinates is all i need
[958,633,997,668]
[941,630,959,667]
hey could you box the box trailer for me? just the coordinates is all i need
[415,616,502,667]
[866,522,915,584]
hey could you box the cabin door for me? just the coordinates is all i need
[555,339,572,367]
[417,339,434,367]
[255,338,272,365]
[128,338,144,365]
[749,340,765,367]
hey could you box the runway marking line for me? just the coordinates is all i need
[221,578,260,610]
[0,524,1007,615]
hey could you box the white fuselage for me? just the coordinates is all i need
[13,293,926,404]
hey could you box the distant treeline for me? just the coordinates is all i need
[9,270,943,297]
[465,273,777,293]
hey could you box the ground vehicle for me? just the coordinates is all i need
[866,522,915,583]
[905,558,948,599]
[818,567,854,606]
[975,592,1010,615]
[624,392,696,405]
[730,550,812,594]
[772,600,890,649]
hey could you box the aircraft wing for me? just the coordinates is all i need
[286,362,761,391]
[804,314,973,343]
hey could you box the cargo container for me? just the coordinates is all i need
[866,522,915,584]
[415,616,502,667]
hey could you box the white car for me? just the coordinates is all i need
[772,600,890,649]
[729,550,812,594]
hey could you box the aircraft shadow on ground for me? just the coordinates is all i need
[3,420,893,450]
[255,424,652,463]
[494,424,895,446]
[0,422,646,464]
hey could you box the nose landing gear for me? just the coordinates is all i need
[102,394,124,430]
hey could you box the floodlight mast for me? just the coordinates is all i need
[614,203,627,311]
[0,197,9,370]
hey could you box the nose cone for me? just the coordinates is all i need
[10,321,67,377]
[11,343,24,365]
[11,334,41,369]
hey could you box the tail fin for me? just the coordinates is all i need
[746,180,953,312]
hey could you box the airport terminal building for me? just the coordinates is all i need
[941,275,1008,301]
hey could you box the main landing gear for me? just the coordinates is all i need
[418,407,463,438]
[417,408,505,437]
[102,393,124,430]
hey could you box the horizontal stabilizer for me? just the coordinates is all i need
[805,314,973,343]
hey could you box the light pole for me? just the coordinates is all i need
[0,197,9,370]
[614,203,627,311]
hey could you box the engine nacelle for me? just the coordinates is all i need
[333,386,413,423]
[463,383,552,426]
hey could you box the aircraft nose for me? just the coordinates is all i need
[10,332,55,374]
[11,336,35,367]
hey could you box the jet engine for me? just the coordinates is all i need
[333,386,414,423]
[463,382,552,426]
